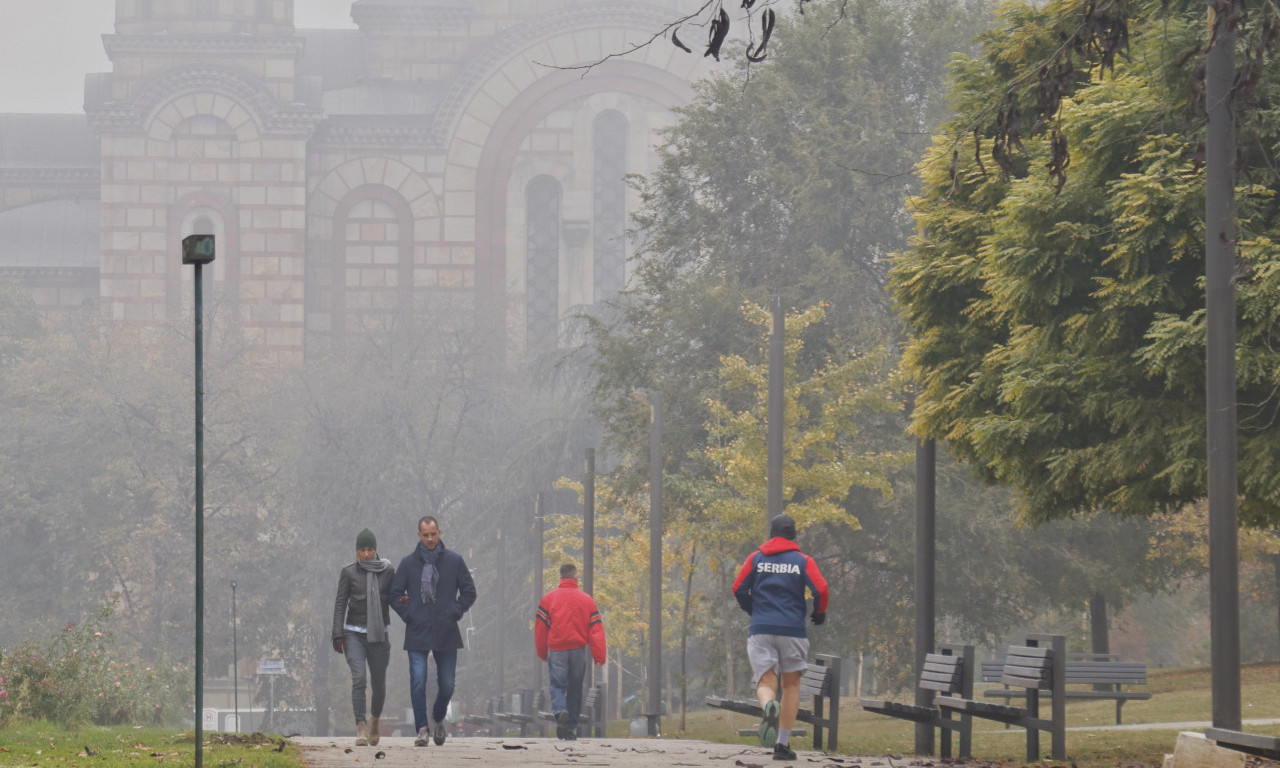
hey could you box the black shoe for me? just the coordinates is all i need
[772,742,797,761]
[554,710,570,740]
[432,721,446,746]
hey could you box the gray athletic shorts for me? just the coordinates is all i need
[747,634,810,685]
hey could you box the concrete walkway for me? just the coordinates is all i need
[292,735,953,768]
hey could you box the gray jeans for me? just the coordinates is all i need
[344,630,391,722]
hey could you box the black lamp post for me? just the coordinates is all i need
[231,580,238,733]
[182,233,214,767]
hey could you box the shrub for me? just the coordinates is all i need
[0,602,191,727]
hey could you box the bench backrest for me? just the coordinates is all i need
[1001,644,1055,690]
[917,643,974,697]
[982,659,1146,685]
[799,653,841,700]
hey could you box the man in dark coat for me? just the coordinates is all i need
[389,516,477,747]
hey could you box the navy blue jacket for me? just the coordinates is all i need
[732,537,829,638]
[389,542,477,651]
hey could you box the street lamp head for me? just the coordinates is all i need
[182,234,216,265]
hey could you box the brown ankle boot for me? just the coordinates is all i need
[355,720,369,746]
[367,717,380,746]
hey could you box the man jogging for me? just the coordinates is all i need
[732,514,829,761]
[535,563,606,739]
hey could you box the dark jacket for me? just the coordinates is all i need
[332,560,396,641]
[389,542,477,651]
[732,537,829,639]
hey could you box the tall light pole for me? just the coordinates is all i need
[1204,3,1240,731]
[182,233,214,767]
[231,580,238,733]
[647,392,663,737]
[767,296,784,529]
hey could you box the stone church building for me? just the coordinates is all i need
[0,0,707,363]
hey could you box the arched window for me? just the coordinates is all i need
[593,110,628,301]
[526,176,562,351]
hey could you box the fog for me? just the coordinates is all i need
[0,1,355,113]
[0,0,1270,741]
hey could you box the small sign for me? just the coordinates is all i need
[202,709,218,728]
[256,659,287,675]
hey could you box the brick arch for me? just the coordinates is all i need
[435,3,701,140]
[309,157,439,230]
[309,184,416,337]
[466,62,693,350]
[165,190,240,315]
[133,64,278,143]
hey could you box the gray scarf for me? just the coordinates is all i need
[418,541,443,605]
[357,556,392,643]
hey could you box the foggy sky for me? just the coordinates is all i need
[0,0,357,114]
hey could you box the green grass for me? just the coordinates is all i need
[657,662,1280,767]
[0,722,302,767]
[4,664,1279,767]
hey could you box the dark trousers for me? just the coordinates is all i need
[343,630,390,722]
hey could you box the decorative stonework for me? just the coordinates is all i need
[87,64,323,137]
[103,34,307,57]
[351,0,475,28]
[311,120,441,151]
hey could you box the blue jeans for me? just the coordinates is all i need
[407,649,456,731]
[548,647,588,728]
[344,631,390,722]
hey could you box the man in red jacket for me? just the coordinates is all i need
[535,563,607,739]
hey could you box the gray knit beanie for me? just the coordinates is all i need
[356,528,377,550]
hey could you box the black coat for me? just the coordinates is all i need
[389,542,477,651]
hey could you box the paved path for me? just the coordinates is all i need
[292,736,948,768]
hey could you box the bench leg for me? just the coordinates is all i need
[811,696,824,750]
[1115,698,1123,725]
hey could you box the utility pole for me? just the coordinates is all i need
[767,295,784,529]
[913,439,936,754]
[1205,0,1240,731]
[647,392,663,736]
[182,234,214,767]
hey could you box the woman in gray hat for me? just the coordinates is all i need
[332,528,395,746]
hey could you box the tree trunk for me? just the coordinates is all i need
[679,546,696,732]
[1089,590,1112,692]
[1273,555,1280,673]
[1089,590,1110,655]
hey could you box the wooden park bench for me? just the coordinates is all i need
[492,689,547,737]
[1206,727,1280,760]
[461,694,502,735]
[705,653,841,752]
[936,634,1066,762]
[980,651,1150,723]
[536,681,607,738]
[859,643,974,759]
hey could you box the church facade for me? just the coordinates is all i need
[0,0,706,363]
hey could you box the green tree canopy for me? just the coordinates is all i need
[892,0,1280,524]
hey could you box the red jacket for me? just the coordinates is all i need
[535,578,607,665]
